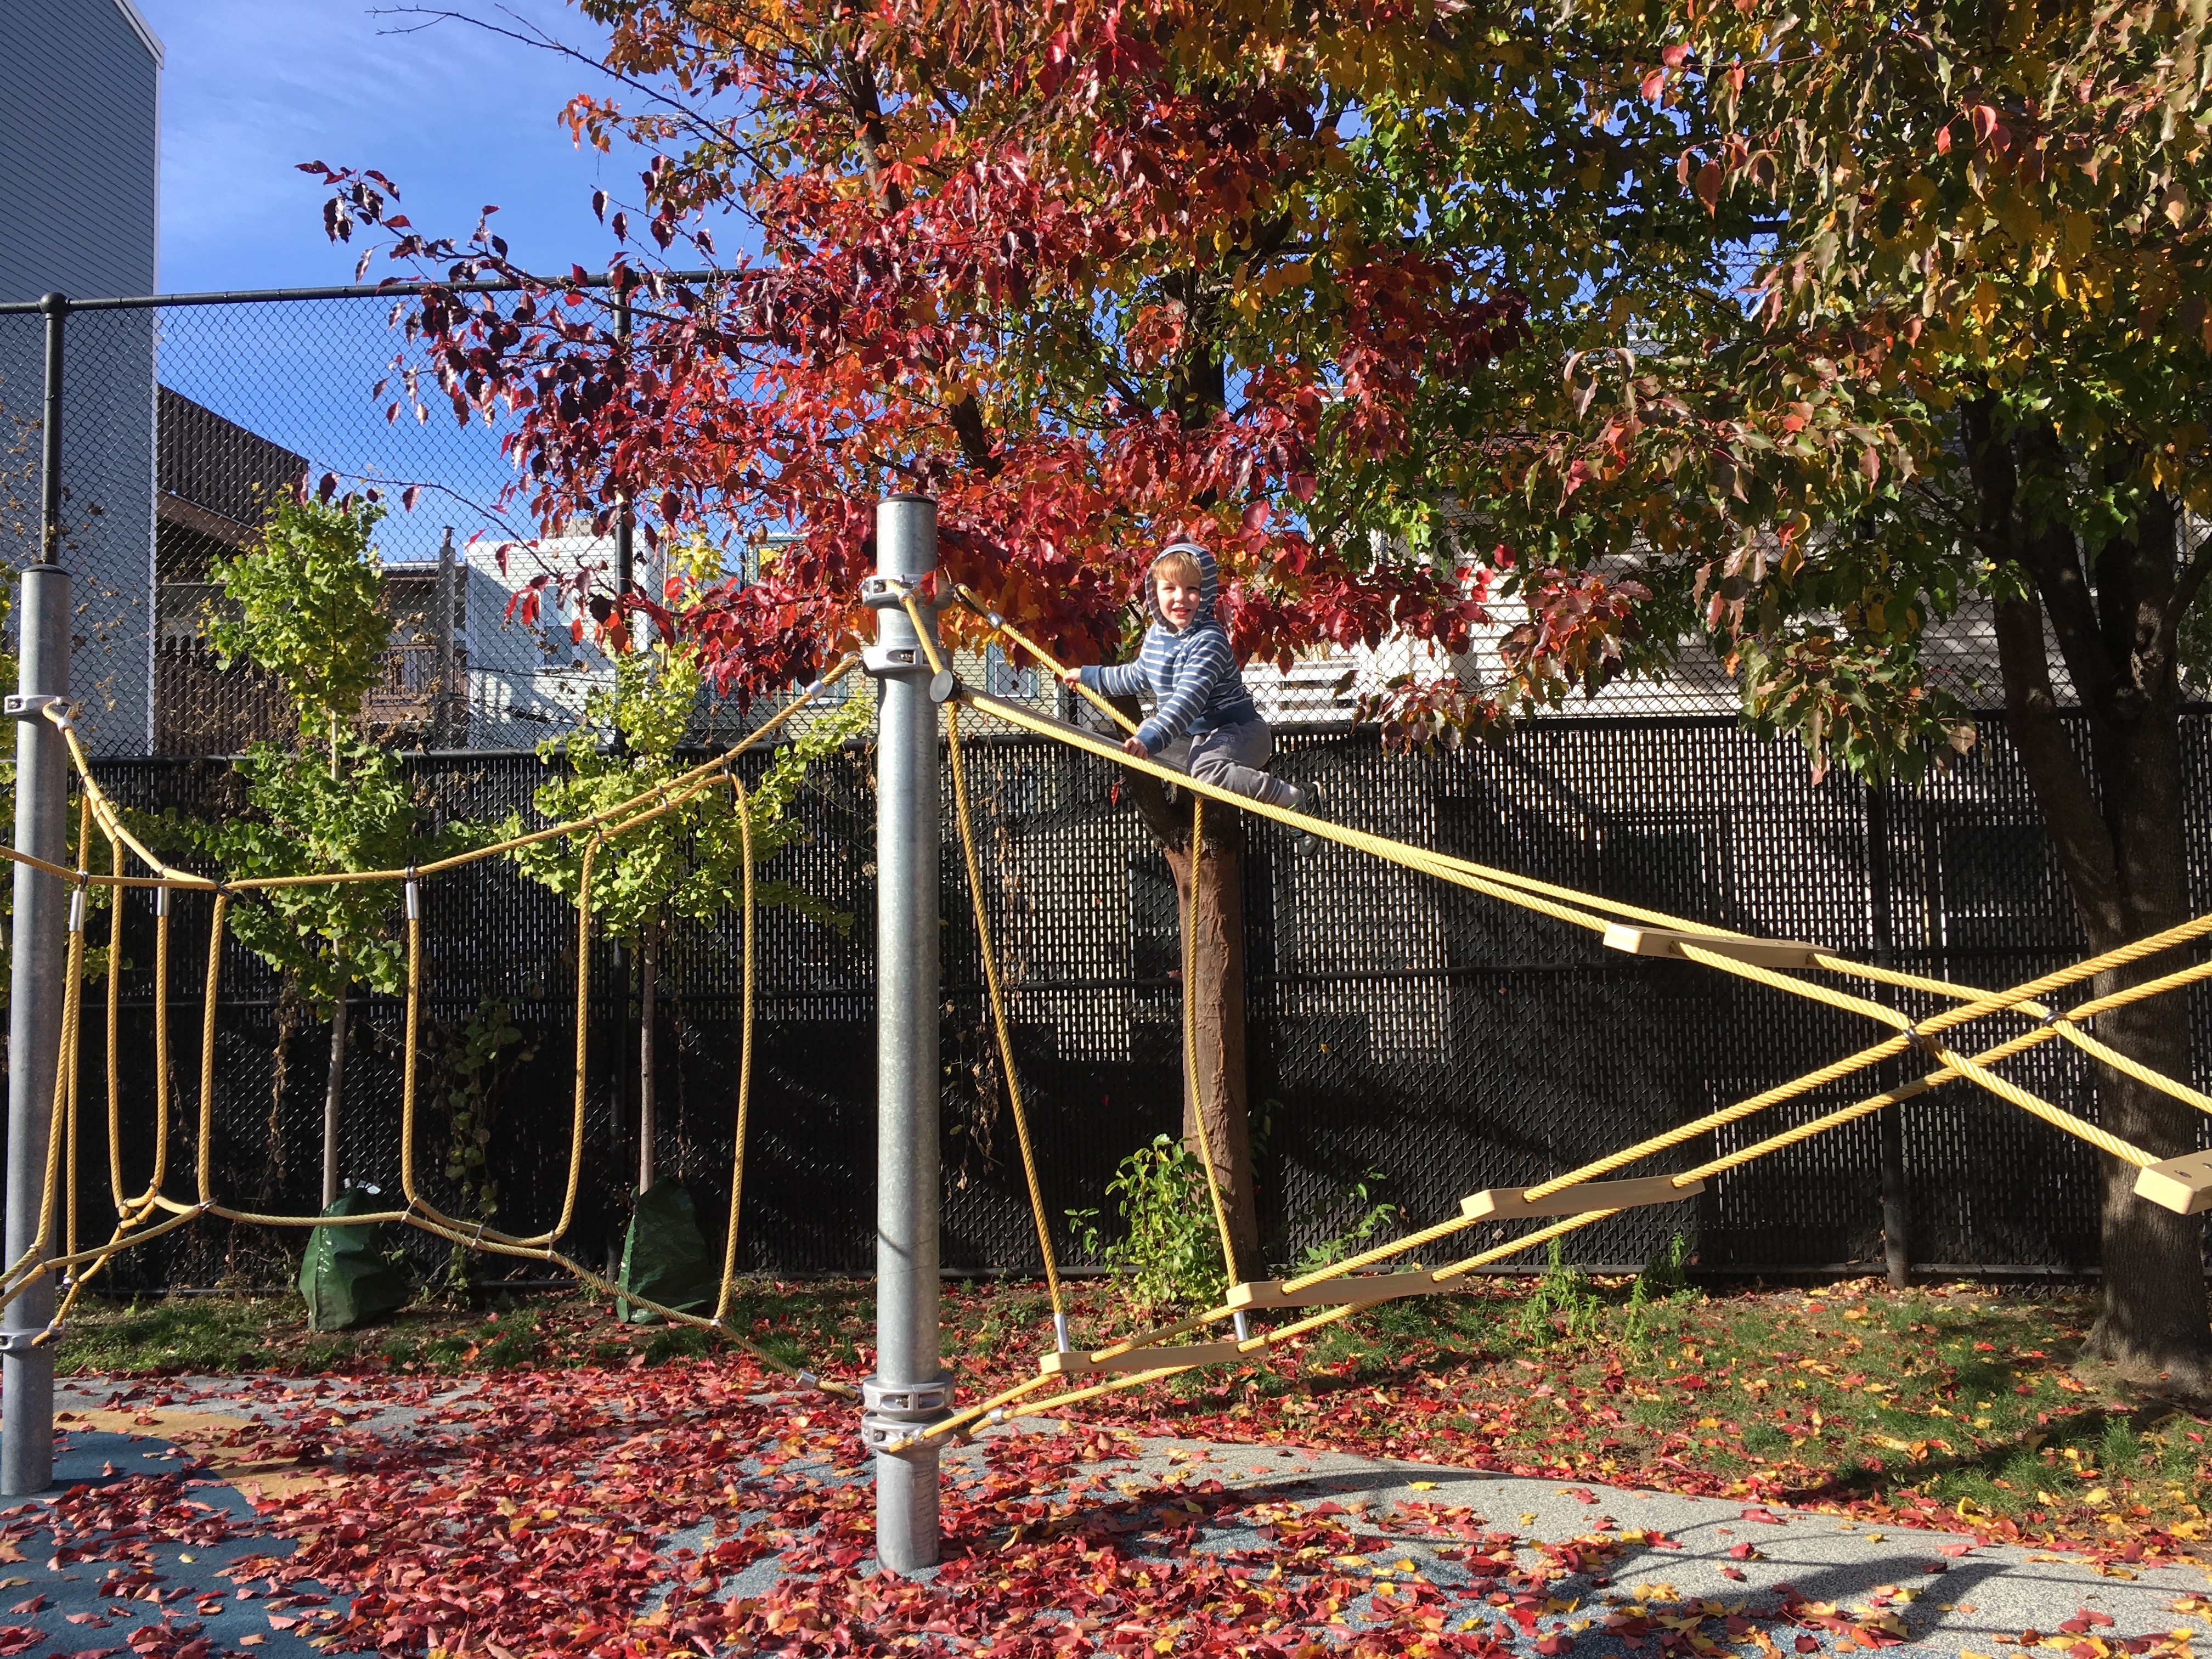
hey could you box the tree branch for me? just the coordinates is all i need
[2148,493,2203,690]
[1993,591,2123,938]
[1961,401,2112,725]
[832,40,1003,477]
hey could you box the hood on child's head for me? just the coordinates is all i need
[1143,542,1219,631]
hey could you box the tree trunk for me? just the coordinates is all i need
[639,935,657,1197]
[1973,410,2209,1390]
[1161,833,1262,1283]
[1110,697,1263,1283]
[2077,713,2205,1387]
[323,977,347,1209]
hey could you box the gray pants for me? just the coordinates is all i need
[1159,718,1302,809]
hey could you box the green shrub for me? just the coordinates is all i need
[1069,1135,1226,1314]
[1515,1239,1602,1347]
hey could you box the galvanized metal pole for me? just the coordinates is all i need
[3,292,73,1495]
[611,270,635,622]
[608,270,639,1214]
[433,526,458,747]
[859,495,949,1573]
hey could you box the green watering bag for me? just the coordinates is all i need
[297,1186,411,1332]
[617,1181,716,1324]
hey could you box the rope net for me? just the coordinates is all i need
[0,659,868,1402]
[8,591,2212,1454]
[871,594,2212,1453]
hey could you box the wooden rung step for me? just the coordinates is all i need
[1462,1173,1702,1222]
[1602,924,1822,970]
[2134,1151,2212,1216]
[1227,1271,1444,1311]
[1040,1342,1245,1377]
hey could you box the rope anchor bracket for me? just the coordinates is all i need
[858,1373,957,1458]
[1602,924,1822,970]
[1462,1173,1704,1222]
[1229,1271,1443,1311]
[3,694,70,721]
[1041,1342,1244,1377]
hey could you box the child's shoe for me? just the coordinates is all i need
[1291,777,1327,854]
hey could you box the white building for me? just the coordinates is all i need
[465,527,630,749]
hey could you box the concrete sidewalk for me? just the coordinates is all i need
[1057,1437,2208,1655]
[8,1375,2207,1656]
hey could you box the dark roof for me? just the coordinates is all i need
[156,386,304,530]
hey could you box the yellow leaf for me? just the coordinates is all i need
[1409,1481,1437,1491]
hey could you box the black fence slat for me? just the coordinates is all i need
[36,712,2208,1293]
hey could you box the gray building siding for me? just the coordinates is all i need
[0,0,161,303]
[0,0,163,753]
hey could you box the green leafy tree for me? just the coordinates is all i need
[198,492,432,1207]
[1371,0,2212,1385]
[208,493,392,777]
[507,637,863,1197]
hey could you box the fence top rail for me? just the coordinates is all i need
[0,268,725,314]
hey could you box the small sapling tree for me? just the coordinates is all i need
[200,487,430,1207]
[506,623,860,1226]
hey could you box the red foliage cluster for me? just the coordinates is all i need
[306,0,1532,708]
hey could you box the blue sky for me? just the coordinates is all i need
[133,2,650,566]
[140,0,626,292]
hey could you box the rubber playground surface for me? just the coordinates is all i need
[2,1363,2205,1659]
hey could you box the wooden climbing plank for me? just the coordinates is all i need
[1602,923,1822,970]
[1040,1342,1246,1377]
[1460,1174,1702,1222]
[2134,1151,2212,1216]
[1227,1271,1444,1311]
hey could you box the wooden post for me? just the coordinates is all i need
[1869,782,1910,1289]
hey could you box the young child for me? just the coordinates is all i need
[1065,543,1311,814]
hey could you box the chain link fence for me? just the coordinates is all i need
[5,278,2124,769]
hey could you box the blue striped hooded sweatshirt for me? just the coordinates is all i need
[1077,543,1258,756]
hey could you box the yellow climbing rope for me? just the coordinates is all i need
[7,659,867,1397]
[854,640,2212,1451]
[945,703,1070,1339]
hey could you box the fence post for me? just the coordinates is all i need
[608,269,647,1204]
[1868,781,1910,1288]
[433,525,459,747]
[611,268,636,631]
[860,494,949,1572]
[3,291,73,1494]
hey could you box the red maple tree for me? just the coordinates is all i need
[308,1,1537,706]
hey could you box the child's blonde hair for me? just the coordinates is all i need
[1152,549,1202,589]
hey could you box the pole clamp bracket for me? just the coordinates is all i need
[860,575,949,612]
[3,695,67,721]
[0,1328,43,1354]
[858,1372,955,1457]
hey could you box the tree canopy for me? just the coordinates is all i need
[317,0,2212,1379]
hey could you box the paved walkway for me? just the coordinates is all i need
[4,1375,2204,1656]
